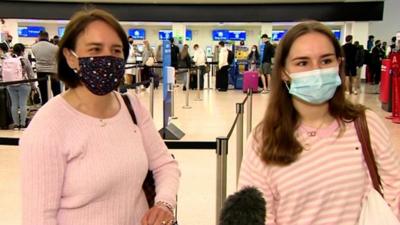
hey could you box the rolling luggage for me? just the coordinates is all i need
[243,71,259,93]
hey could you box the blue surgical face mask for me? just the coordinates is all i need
[285,67,342,104]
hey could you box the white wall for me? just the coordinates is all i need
[369,0,400,43]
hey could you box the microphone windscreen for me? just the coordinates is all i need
[219,186,266,225]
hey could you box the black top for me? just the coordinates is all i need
[342,43,357,67]
[262,41,274,63]
[170,44,180,68]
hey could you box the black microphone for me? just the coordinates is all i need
[219,186,266,225]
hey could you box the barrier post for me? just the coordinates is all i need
[135,64,141,94]
[149,77,154,118]
[216,136,228,224]
[183,70,192,109]
[246,89,253,137]
[195,67,202,101]
[170,83,178,119]
[236,103,244,183]
[47,75,52,99]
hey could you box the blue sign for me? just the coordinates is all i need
[212,30,229,41]
[229,31,246,41]
[18,26,45,38]
[332,29,341,40]
[128,29,146,40]
[272,30,287,41]
[58,27,65,37]
[186,29,192,41]
[159,30,173,40]
[162,40,172,129]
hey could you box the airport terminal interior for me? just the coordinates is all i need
[1,0,400,225]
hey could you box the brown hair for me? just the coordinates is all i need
[256,21,365,166]
[57,8,129,88]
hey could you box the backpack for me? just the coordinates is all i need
[227,49,234,65]
[1,56,24,82]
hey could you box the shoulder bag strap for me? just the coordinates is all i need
[354,111,383,196]
[122,94,137,125]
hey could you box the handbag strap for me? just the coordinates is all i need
[122,94,137,125]
[354,111,383,196]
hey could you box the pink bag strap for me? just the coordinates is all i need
[354,111,383,196]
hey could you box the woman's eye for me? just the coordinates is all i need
[90,48,100,52]
[296,61,307,66]
[322,58,333,65]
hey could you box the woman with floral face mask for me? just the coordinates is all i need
[20,9,180,225]
[238,21,400,224]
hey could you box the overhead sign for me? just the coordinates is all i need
[18,26,45,38]
[272,30,287,41]
[212,29,229,41]
[186,29,192,41]
[159,30,173,40]
[332,29,341,40]
[228,30,246,41]
[58,27,65,37]
[128,29,145,40]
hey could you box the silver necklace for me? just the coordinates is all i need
[71,90,110,127]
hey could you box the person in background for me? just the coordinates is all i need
[141,40,154,88]
[390,36,397,53]
[247,45,260,72]
[370,40,384,94]
[354,41,365,93]
[179,44,192,91]
[260,34,275,94]
[2,33,13,51]
[382,41,388,58]
[20,9,180,225]
[367,35,374,52]
[124,35,136,86]
[31,30,60,104]
[4,44,34,130]
[52,35,60,46]
[342,35,357,95]
[169,37,180,69]
[238,21,400,225]
[0,42,9,65]
[193,44,206,90]
[216,41,229,92]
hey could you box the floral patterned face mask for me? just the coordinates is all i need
[71,51,125,96]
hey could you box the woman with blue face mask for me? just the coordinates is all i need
[238,21,400,224]
[20,9,180,225]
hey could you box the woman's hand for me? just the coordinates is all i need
[141,202,174,225]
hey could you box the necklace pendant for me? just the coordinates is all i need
[99,119,106,127]
[308,131,317,137]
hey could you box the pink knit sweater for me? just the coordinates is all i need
[239,110,400,225]
[20,93,180,225]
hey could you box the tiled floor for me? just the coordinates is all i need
[0,83,399,225]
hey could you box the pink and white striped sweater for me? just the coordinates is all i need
[239,110,400,225]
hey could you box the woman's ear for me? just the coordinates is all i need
[63,48,79,71]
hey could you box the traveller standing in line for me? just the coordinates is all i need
[367,35,375,52]
[260,34,275,94]
[342,35,358,94]
[32,31,60,104]
[193,44,206,90]
[169,37,180,70]
[3,43,34,130]
[247,45,260,72]
[354,41,365,93]
[216,41,229,92]
[20,9,180,225]
[239,21,400,225]
[370,40,384,94]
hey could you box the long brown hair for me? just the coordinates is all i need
[257,21,365,166]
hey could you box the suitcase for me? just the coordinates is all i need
[189,73,197,90]
[235,74,243,89]
[243,71,259,93]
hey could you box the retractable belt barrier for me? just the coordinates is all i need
[0,77,48,87]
